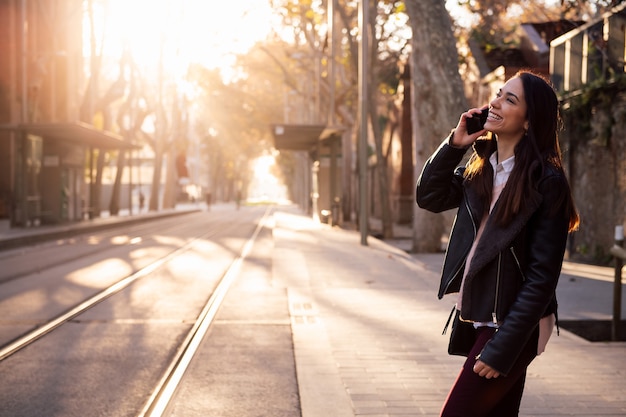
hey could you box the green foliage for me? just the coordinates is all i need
[186,56,283,195]
[561,0,625,15]
[563,74,626,146]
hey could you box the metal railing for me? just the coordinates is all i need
[550,3,626,93]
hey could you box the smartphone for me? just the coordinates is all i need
[466,108,489,134]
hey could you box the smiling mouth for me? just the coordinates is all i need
[488,112,502,121]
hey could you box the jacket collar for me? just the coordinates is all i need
[463,180,543,281]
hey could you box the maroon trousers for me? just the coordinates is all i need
[440,327,538,417]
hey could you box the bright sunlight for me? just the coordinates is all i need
[248,155,289,204]
[90,0,274,75]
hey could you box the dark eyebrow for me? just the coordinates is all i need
[499,89,520,102]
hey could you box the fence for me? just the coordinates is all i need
[550,3,626,93]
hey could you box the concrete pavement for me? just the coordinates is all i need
[272,209,626,417]
[1,204,624,416]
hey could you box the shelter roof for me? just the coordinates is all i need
[0,122,138,150]
[271,124,344,151]
[271,124,326,151]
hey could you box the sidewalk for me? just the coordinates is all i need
[0,203,203,251]
[273,209,626,417]
[1,205,624,416]
[365,217,626,323]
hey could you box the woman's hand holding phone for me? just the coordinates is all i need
[451,107,489,148]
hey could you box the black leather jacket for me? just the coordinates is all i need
[416,136,570,376]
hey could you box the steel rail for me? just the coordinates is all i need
[0,213,210,284]
[0,219,224,362]
[137,206,271,417]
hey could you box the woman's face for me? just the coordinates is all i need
[485,77,529,140]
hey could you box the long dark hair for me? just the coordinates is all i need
[464,70,579,231]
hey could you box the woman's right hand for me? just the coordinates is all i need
[450,107,488,148]
[473,360,500,379]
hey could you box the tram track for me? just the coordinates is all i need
[138,207,268,417]
[0,229,206,362]
[0,211,223,284]
[0,204,294,417]
[0,206,269,366]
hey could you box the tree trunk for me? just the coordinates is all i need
[93,151,105,216]
[108,150,126,215]
[369,103,394,239]
[149,147,163,212]
[404,0,468,252]
[162,152,177,209]
[398,64,414,224]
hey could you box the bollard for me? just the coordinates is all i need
[320,209,331,224]
[331,197,340,227]
[611,225,624,341]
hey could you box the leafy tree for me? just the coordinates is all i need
[454,0,617,53]
[81,0,183,215]
[187,53,280,203]
[404,0,615,251]
[265,0,410,238]
[80,0,124,217]
[558,0,624,16]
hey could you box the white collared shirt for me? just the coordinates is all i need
[457,152,514,326]
[489,152,515,213]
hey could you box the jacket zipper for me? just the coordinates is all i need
[443,197,477,295]
[510,247,526,281]
[493,253,501,325]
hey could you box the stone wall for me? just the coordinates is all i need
[561,94,626,264]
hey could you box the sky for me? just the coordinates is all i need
[91,0,274,75]
[446,0,565,26]
[445,0,473,26]
[94,0,563,76]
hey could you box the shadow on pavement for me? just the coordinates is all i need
[559,320,626,342]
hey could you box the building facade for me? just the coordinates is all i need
[0,0,131,227]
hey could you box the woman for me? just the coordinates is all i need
[416,70,579,416]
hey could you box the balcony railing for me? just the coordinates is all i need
[550,3,626,94]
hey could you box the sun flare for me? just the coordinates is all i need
[248,155,289,204]
[88,0,273,74]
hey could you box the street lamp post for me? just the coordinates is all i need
[358,0,369,245]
